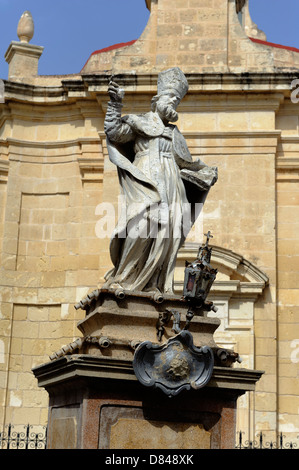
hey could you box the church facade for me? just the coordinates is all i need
[0,0,299,445]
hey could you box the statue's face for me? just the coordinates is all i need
[156,93,180,123]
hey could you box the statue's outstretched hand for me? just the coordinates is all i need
[182,159,207,171]
[108,80,125,103]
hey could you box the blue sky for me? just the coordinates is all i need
[0,0,299,79]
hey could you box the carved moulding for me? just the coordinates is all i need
[133,330,214,397]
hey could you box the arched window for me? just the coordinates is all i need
[235,0,267,41]
[236,0,246,26]
[236,0,246,14]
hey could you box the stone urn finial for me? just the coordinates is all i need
[17,11,34,43]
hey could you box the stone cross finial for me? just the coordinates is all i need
[17,11,34,43]
[204,231,213,246]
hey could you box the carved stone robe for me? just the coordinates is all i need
[103,103,217,294]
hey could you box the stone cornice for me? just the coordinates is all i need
[276,157,299,171]
[0,137,104,173]
[81,72,299,94]
[1,72,298,104]
[276,136,299,174]
[0,136,101,148]
[2,79,68,103]
[0,158,9,183]
[32,353,263,393]
[4,41,44,63]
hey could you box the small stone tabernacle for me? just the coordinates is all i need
[33,68,263,449]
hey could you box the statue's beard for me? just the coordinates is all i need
[156,103,179,123]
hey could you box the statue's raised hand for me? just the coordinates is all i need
[108,80,125,103]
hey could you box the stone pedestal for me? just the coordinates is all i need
[32,290,263,449]
[33,354,262,450]
[4,41,44,80]
[50,289,239,365]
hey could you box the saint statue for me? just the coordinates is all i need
[103,67,217,296]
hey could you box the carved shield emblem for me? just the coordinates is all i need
[133,330,214,397]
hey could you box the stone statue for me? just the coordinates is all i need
[103,67,217,295]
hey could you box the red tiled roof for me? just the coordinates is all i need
[90,39,137,56]
[81,39,137,72]
[81,37,299,73]
[250,37,299,54]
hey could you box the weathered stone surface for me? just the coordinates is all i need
[109,418,211,449]
[74,291,222,360]
[1,0,299,446]
[103,68,217,294]
[81,0,299,75]
[32,353,263,448]
[17,11,34,43]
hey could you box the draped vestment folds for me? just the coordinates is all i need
[104,106,217,294]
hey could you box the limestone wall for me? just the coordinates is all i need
[0,96,106,426]
[276,101,299,439]
[82,0,299,75]
[1,0,299,445]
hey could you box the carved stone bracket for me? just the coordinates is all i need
[49,335,142,361]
